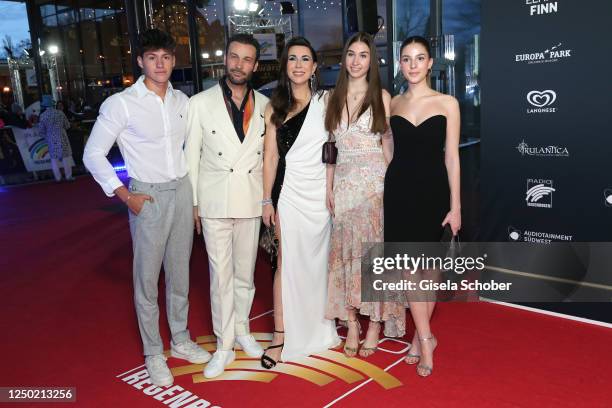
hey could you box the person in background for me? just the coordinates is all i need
[83,29,211,387]
[38,100,73,182]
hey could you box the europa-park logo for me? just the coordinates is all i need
[117,332,404,406]
[515,42,572,65]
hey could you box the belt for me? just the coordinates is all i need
[129,175,188,192]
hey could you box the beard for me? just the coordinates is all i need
[226,68,252,85]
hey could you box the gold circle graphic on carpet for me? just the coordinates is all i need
[164,332,403,390]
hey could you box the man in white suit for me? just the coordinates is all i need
[185,34,268,378]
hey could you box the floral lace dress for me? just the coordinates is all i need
[325,108,406,338]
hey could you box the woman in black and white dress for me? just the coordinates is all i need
[261,37,340,368]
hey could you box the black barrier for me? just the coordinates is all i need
[480,0,612,307]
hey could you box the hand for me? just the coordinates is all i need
[442,209,461,236]
[326,189,335,217]
[126,193,153,215]
[262,203,275,227]
[193,206,201,235]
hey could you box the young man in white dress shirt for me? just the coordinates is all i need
[83,29,210,386]
[185,35,268,378]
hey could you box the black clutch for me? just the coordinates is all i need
[440,225,461,261]
[322,141,338,164]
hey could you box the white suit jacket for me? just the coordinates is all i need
[186,84,269,218]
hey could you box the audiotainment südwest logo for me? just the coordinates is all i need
[526,178,555,208]
[116,332,404,406]
[508,226,573,243]
[516,140,569,157]
[525,0,558,16]
[604,189,612,207]
[515,42,572,64]
[526,90,557,114]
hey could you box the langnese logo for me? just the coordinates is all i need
[526,0,558,16]
[526,90,557,114]
[604,189,612,207]
[515,42,572,64]
[517,140,569,157]
[526,178,555,208]
[508,226,573,243]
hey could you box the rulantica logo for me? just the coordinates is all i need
[516,140,569,157]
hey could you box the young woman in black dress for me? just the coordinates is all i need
[384,36,462,377]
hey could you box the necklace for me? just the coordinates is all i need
[348,90,366,101]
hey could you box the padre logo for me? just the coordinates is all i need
[515,42,572,64]
[517,140,569,157]
[508,226,573,243]
[525,0,558,16]
[604,189,612,207]
[526,178,555,208]
[526,90,557,114]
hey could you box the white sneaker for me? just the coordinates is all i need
[236,334,264,358]
[204,350,235,378]
[171,339,212,364]
[145,354,173,387]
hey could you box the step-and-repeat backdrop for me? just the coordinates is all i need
[480,0,612,308]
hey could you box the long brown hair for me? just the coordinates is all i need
[270,37,320,128]
[325,32,387,135]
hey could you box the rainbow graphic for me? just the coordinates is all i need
[28,138,49,161]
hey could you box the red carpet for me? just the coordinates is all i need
[0,177,610,407]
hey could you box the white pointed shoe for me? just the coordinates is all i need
[236,334,264,358]
[145,354,173,387]
[171,339,212,364]
[204,350,235,378]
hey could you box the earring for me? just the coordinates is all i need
[310,73,317,93]
[288,84,292,105]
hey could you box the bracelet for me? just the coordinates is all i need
[261,198,273,206]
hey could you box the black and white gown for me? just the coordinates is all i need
[272,93,340,362]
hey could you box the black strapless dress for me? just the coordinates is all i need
[384,115,450,242]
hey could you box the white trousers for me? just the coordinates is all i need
[51,158,72,181]
[201,217,261,350]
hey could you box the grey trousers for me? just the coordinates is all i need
[128,176,193,356]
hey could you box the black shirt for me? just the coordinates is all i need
[220,77,253,143]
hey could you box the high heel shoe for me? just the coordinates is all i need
[416,335,437,377]
[260,330,284,369]
[405,344,421,365]
[343,319,361,357]
[358,321,380,358]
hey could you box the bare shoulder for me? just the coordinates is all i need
[323,89,332,105]
[440,94,459,115]
[382,89,392,104]
[390,93,403,110]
